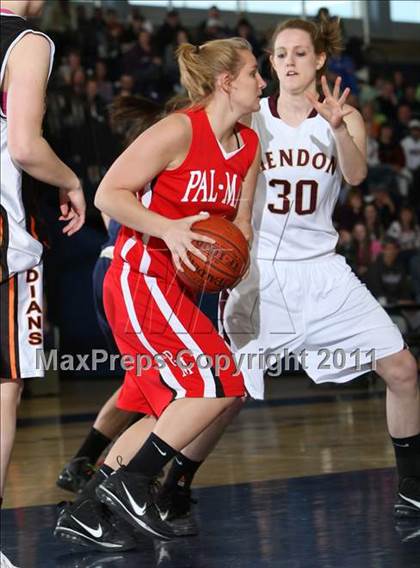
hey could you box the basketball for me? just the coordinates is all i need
[176,216,249,293]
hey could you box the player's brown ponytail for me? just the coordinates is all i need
[109,95,163,147]
[317,14,343,60]
[270,16,343,78]
[176,38,252,106]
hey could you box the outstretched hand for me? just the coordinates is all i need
[306,76,352,130]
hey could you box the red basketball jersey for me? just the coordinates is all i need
[113,107,258,278]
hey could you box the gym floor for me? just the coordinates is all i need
[2,374,420,567]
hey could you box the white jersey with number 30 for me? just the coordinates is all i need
[252,95,343,261]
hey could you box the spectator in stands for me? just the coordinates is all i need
[372,188,396,230]
[201,17,229,42]
[57,48,83,87]
[402,85,420,116]
[163,29,191,93]
[88,6,107,56]
[395,104,412,141]
[364,203,384,241]
[122,10,153,46]
[379,123,414,199]
[376,80,398,120]
[84,79,114,192]
[61,68,89,179]
[76,3,88,28]
[115,74,135,97]
[352,222,378,278]
[70,68,86,98]
[367,133,380,168]
[127,6,153,34]
[387,206,420,265]
[393,70,406,103]
[401,119,420,173]
[94,60,114,104]
[361,101,381,140]
[103,22,124,82]
[197,5,230,42]
[337,229,356,270]
[365,238,413,306]
[75,4,95,65]
[359,77,378,106]
[234,17,262,58]
[105,8,123,35]
[328,52,359,95]
[335,188,364,232]
[123,30,163,99]
[155,9,184,56]
[42,0,76,34]
[361,102,382,172]
[378,123,405,170]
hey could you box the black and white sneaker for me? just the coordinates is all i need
[0,551,19,568]
[57,457,96,494]
[395,519,420,543]
[54,498,136,551]
[156,484,199,536]
[96,468,176,540]
[395,477,420,518]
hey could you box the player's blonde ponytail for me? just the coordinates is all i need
[176,38,252,106]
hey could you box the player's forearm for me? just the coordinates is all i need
[94,187,171,239]
[235,147,260,223]
[9,136,79,191]
[234,199,253,223]
[333,124,367,186]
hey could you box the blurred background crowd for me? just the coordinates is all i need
[27,1,419,372]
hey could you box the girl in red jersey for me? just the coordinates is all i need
[56,37,265,544]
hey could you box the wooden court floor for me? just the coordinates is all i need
[4,374,395,509]
[2,373,420,568]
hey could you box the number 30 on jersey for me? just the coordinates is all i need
[268,179,318,215]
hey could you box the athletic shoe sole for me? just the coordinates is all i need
[56,478,81,493]
[96,484,174,541]
[394,495,420,519]
[53,526,135,551]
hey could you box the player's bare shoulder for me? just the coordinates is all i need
[5,33,51,88]
[150,112,192,170]
[8,32,51,66]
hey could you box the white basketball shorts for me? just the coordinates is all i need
[0,263,44,379]
[223,254,404,399]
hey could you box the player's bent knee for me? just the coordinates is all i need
[378,351,418,392]
[216,396,239,412]
[219,397,245,422]
[0,380,24,407]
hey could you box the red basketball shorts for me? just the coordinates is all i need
[103,261,245,417]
